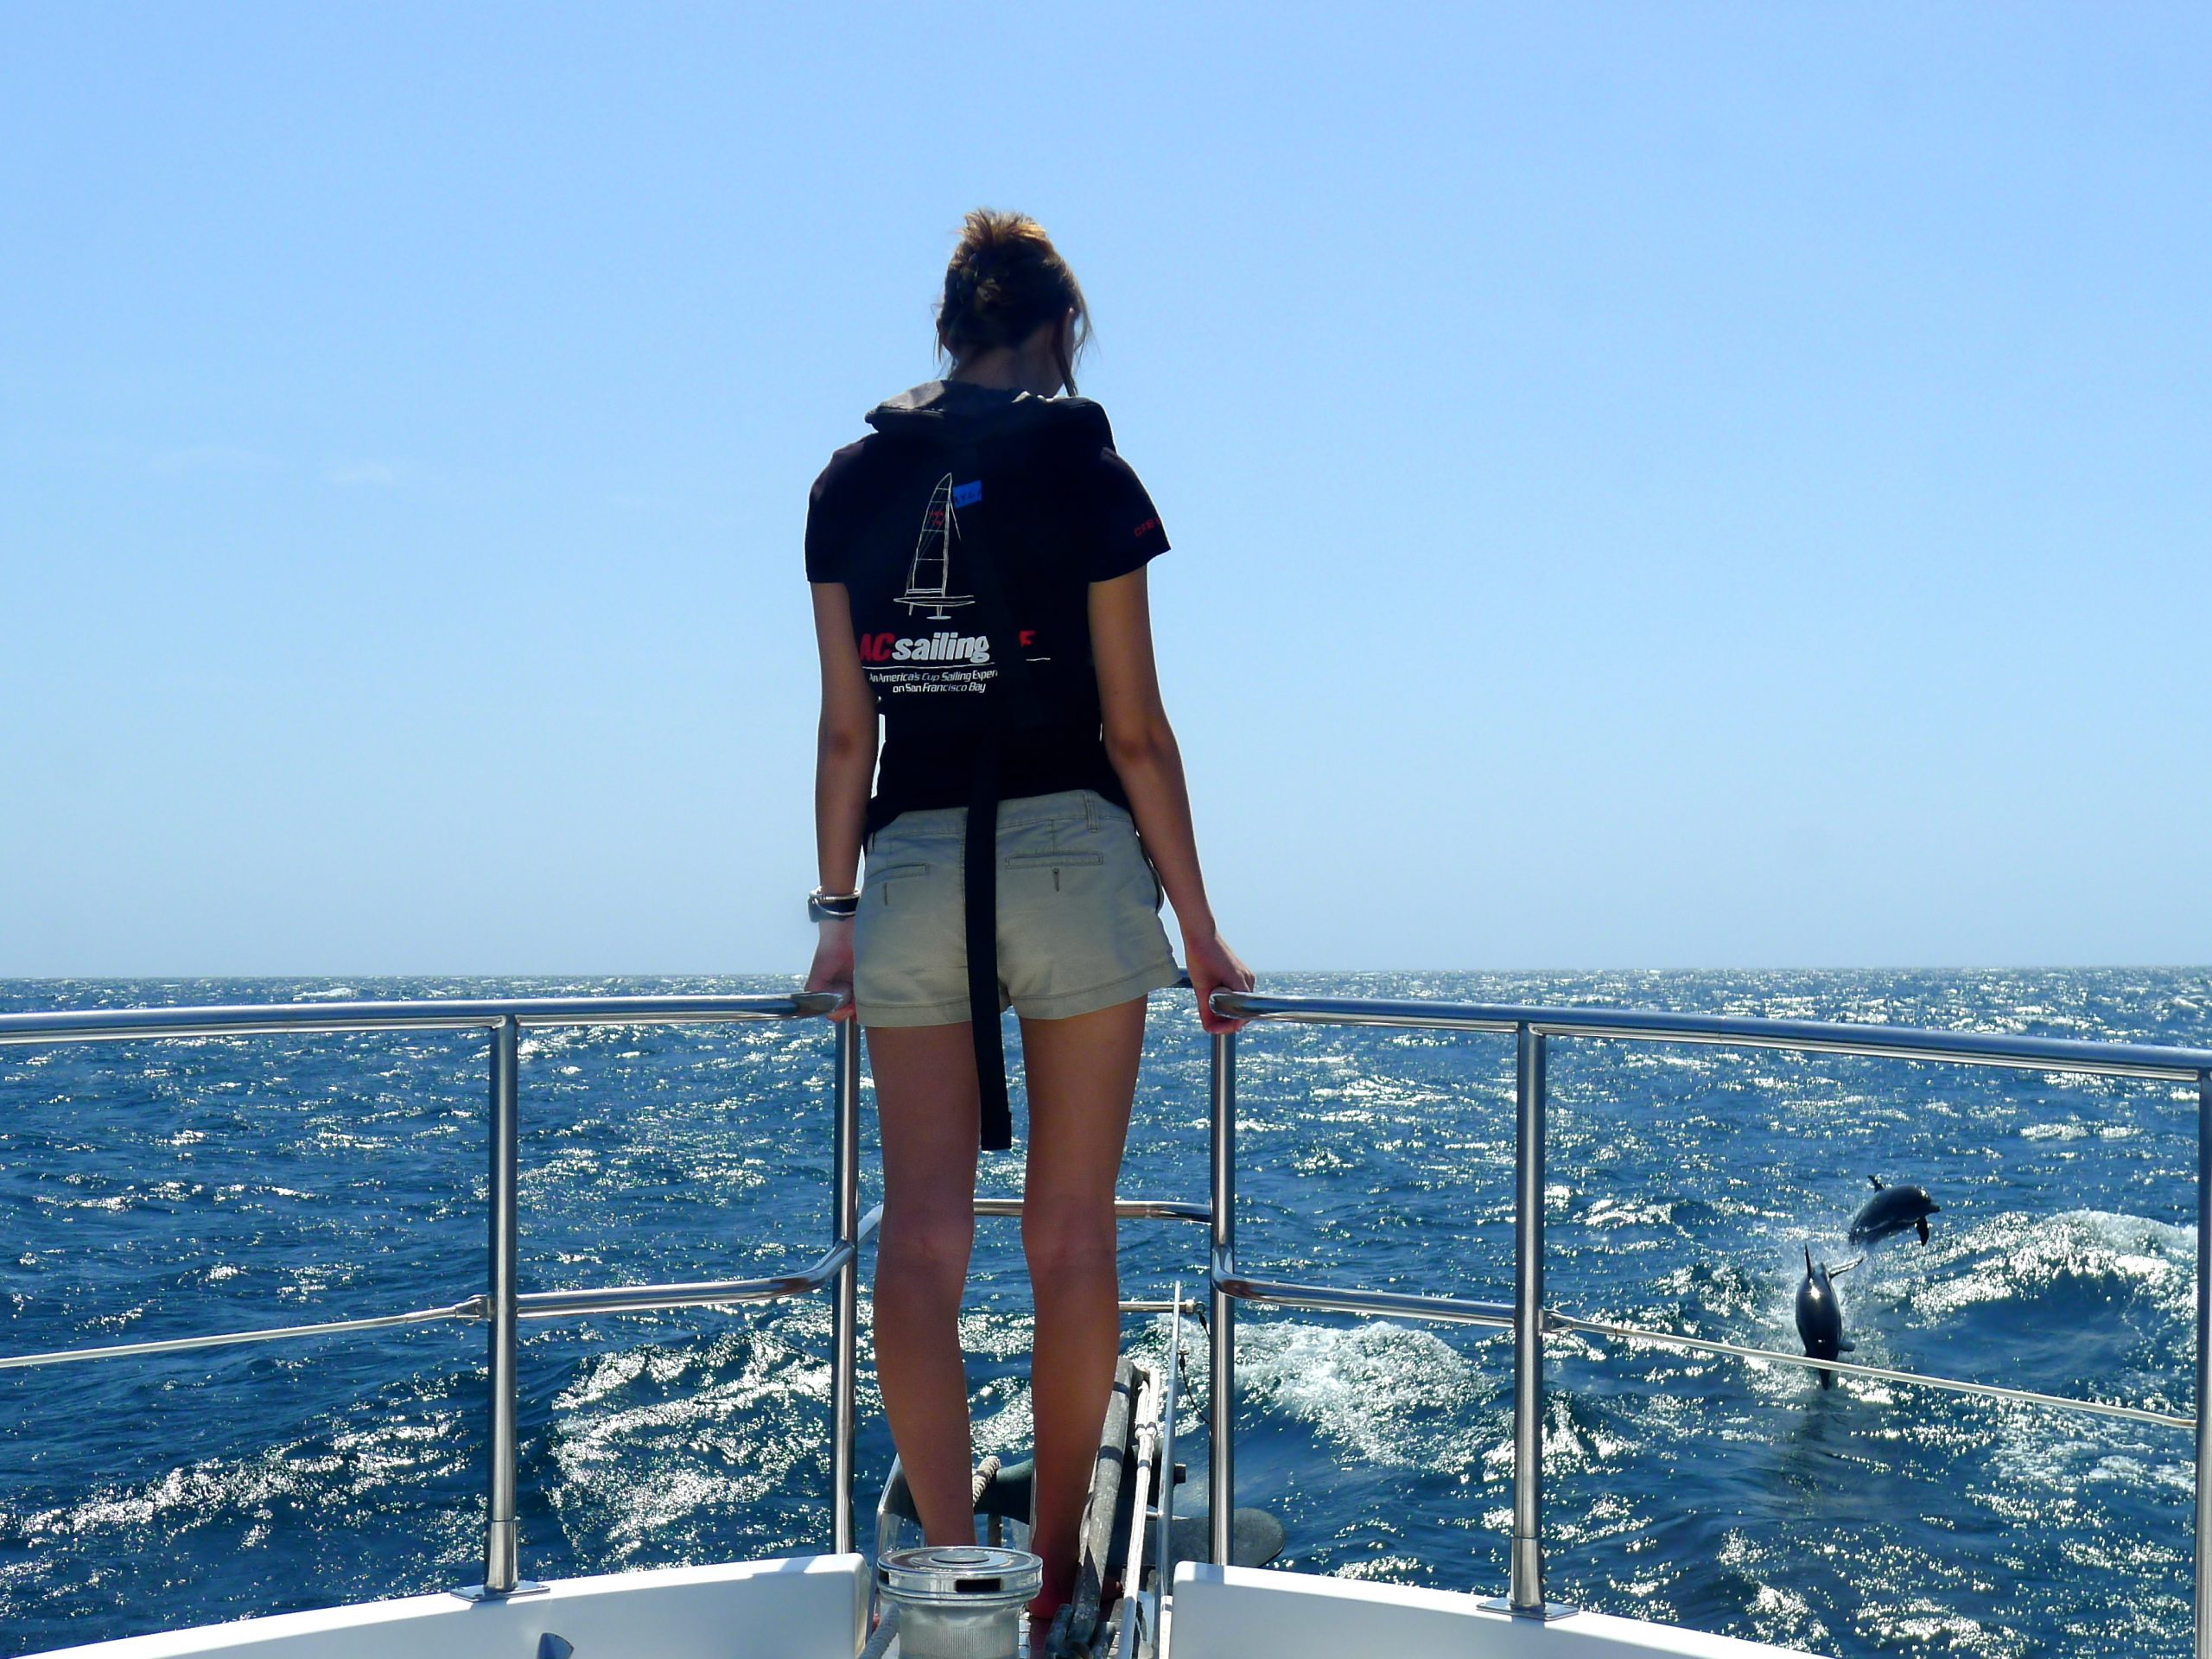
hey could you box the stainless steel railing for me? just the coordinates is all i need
[1202,989,2212,1647]
[7,988,2209,1648]
[0,993,870,1595]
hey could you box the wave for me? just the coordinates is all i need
[1909,1208,2196,1325]
[1231,1319,1503,1472]
[545,1318,831,1560]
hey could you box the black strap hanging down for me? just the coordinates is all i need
[962,738,1012,1150]
[945,440,1045,1153]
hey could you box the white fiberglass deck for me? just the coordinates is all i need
[1168,1564,1819,1659]
[29,1557,868,1659]
[29,1558,1822,1659]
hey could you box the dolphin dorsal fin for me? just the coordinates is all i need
[1869,1176,1885,1189]
[1803,1246,1814,1274]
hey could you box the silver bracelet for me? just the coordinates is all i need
[808,887,861,923]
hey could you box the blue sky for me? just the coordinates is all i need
[3,3,2205,976]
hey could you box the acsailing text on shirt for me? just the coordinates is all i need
[858,630,994,665]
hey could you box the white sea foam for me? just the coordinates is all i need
[1861,1599,2018,1656]
[1581,1195,1677,1230]
[546,1323,830,1554]
[1911,1208,2196,1322]
[1233,1319,1497,1472]
[1745,1582,1830,1648]
[18,1398,471,1547]
[1332,1554,1430,1581]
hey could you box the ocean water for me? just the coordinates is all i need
[1,969,2206,1657]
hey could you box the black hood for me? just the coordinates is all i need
[864,381,1112,452]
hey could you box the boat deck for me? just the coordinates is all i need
[30,1555,1822,1659]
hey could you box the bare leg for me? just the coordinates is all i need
[1018,996,1147,1614]
[868,1020,982,1547]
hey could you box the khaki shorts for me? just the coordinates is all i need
[854,789,1181,1027]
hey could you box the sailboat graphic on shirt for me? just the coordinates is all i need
[895,474,976,620]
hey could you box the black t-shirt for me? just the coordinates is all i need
[805,383,1171,832]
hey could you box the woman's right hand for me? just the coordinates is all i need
[1183,925,1255,1034]
[804,918,856,1021]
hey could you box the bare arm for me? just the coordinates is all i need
[806,582,877,1020]
[1090,567,1251,1033]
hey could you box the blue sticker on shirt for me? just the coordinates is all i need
[951,480,983,508]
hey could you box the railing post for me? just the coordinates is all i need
[482,1014,523,1596]
[1209,1028,1236,1567]
[830,1017,861,1556]
[2196,1069,2209,1657]
[1506,1024,1558,1618]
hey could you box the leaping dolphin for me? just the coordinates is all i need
[1793,1247,1858,1390]
[1847,1176,1940,1246]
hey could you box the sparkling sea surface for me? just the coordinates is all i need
[2,970,2207,1657]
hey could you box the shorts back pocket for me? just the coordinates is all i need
[1000,850,1104,894]
[868,863,930,905]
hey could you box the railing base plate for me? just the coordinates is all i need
[452,1580,550,1603]
[1478,1597,1579,1622]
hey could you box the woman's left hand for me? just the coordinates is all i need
[804,918,856,1021]
[1183,925,1255,1034]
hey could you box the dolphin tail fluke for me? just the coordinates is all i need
[1916,1217,1930,1245]
[1818,1367,1834,1391]
[1869,1175,1885,1190]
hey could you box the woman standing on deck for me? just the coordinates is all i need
[801,209,1250,1627]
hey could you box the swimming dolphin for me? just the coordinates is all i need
[1847,1176,1940,1246]
[1793,1248,1857,1390]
